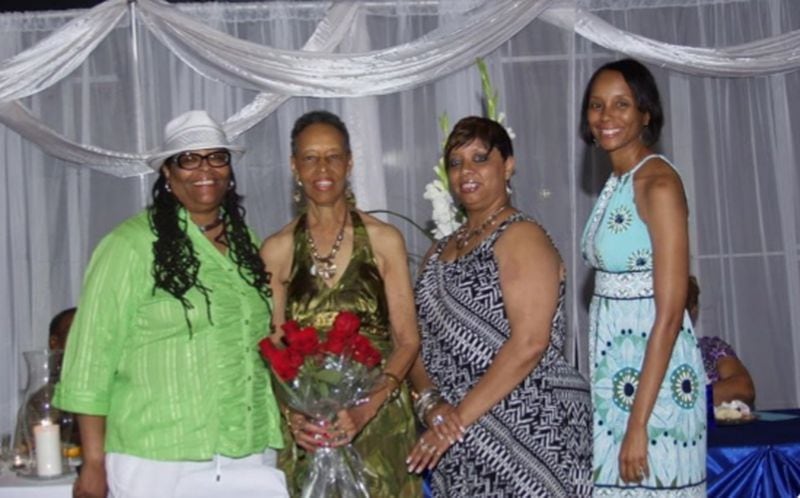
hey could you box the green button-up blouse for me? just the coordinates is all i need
[54,209,283,460]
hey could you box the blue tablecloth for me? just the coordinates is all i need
[707,409,800,497]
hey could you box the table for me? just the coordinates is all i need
[0,469,73,497]
[707,409,800,497]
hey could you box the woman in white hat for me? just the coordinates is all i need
[55,110,288,498]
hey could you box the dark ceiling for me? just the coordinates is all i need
[0,0,233,14]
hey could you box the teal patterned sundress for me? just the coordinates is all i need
[582,154,707,497]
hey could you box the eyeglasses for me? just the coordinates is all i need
[170,150,231,170]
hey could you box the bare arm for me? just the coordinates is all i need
[73,414,107,498]
[454,221,560,425]
[713,356,756,406]
[349,221,420,422]
[260,221,297,341]
[619,162,689,483]
[407,221,561,472]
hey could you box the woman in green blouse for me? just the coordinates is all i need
[55,110,287,498]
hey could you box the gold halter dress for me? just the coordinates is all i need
[279,210,421,497]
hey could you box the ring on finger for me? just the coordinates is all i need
[432,414,445,426]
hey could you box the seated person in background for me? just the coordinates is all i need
[688,276,756,407]
[49,307,76,352]
[13,307,79,463]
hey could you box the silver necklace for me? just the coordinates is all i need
[454,205,508,250]
[307,211,348,280]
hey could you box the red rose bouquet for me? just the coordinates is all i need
[259,311,382,498]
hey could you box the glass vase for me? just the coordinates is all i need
[13,349,73,478]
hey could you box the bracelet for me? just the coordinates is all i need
[413,387,443,427]
[381,372,402,403]
[382,372,401,391]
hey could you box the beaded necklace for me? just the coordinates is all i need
[307,210,348,280]
[454,205,508,250]
[196,212,224,233]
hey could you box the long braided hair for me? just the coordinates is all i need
[149,166,271,333]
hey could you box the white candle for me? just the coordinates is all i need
[33,422,62,477]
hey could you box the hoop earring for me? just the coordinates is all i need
[293,179,304,204]
[165,182,172,193]
[506,180,513,196]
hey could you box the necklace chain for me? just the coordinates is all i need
[307,211,348,280]
[197,212,224,233]
[454,205,508,250]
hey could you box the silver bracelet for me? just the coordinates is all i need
[414,387,443,426]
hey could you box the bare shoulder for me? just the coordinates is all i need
[635,157,685,196]
[495,217,560,262]
[358,210,406,249]
[260,217,300,260]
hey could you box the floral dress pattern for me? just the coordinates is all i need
[698,336,737,383]
[582,155,707,497]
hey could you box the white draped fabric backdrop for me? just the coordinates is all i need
[1,0,798,433]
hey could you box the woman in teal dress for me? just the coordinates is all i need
[261,110,422,497]
[579,59,707,496]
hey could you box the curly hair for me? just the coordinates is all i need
[149,168,271,334]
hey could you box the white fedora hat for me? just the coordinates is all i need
[147,110,244,170]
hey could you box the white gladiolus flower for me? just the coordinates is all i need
[423,179,460,239]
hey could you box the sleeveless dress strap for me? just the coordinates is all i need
[625,153,662,178]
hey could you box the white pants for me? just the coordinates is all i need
[106,450,289,498]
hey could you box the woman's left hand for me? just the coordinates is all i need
[327,405,375,447]
[619,424,649,483]
[406,429,453,473]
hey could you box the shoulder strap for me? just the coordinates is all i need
[628,153,662,177]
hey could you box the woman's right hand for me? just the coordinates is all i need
[286,410,329,452]
[73,460,107,498]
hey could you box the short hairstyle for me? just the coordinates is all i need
[49,307,76,339]
[290,110,351,156]
[579,58,664,147]
[443,116,514,163]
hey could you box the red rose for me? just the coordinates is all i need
[330,311,361,340]
[259,337,303,381]
[285,326,320,356]
[321,335,349,355]
[281,320,301,337]
[351,335,382,368]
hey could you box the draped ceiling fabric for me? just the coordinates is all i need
[1,0,798,432]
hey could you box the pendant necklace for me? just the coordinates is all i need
[196,212,224,233]
[307,210,348,280]
[454,205,508,250]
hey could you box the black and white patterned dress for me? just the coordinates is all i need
[415,213,593,498]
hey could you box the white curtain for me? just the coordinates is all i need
[1,0,798,433]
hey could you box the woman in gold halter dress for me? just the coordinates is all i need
[261,110,422,497]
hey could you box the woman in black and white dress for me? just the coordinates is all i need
[407,116,592,497]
